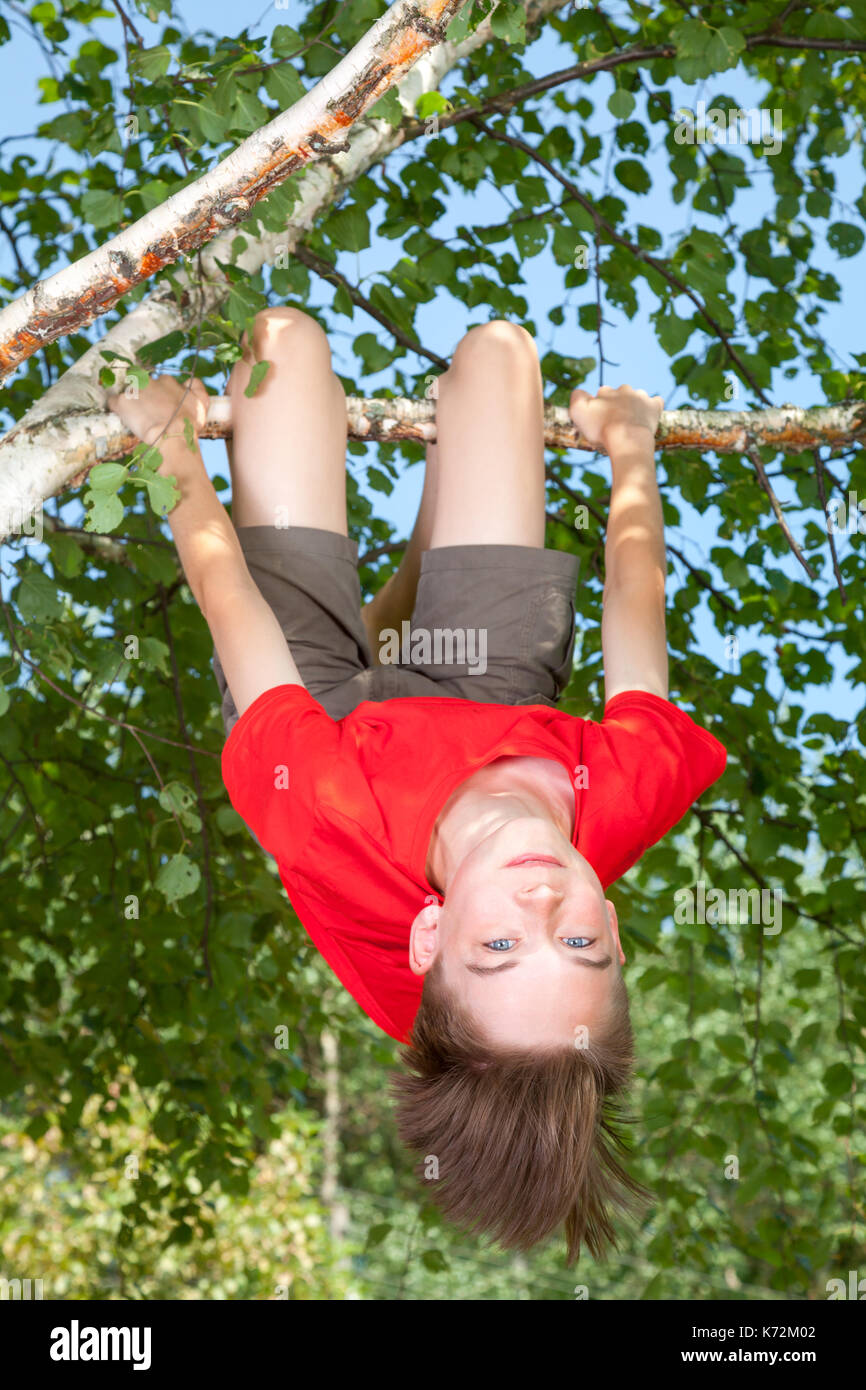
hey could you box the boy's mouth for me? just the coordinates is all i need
[505,854,563,868]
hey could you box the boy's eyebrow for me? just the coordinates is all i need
[466,954,613,977]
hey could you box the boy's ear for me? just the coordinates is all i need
[408,898,442,976]
[605,899,626,966]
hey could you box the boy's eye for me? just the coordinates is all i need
[483,937,594,951]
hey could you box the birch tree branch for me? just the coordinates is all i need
[6,396,863,530]
[131,396,866,453]
[0,0,470,381]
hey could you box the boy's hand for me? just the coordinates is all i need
[569,384,663,451]
[107,374,209,448]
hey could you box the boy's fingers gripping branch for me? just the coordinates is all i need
[107,372,210,448]
[569,384,663,451]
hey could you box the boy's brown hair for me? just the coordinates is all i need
[391,961,647,1263]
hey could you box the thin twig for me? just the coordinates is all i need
[745,444,816,580]
[291,244,449,370]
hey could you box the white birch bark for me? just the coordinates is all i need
[0,0,469,380]
[98,394,866,454]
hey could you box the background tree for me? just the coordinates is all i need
[0,0,863,1299]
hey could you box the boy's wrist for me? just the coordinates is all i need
[143,428,205,478]
[143,422,200,447]
[603,420,657,454]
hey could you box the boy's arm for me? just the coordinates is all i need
[108,377,304,719]
[569,385,668,704]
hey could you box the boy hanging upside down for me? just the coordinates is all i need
[109,309,726,1263]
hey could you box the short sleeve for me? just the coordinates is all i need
[579,689,727,886]
[221,684,338,865]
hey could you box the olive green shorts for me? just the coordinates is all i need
[213,526,580,735]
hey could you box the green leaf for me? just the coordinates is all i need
[446,3,474,44]
[215,805,245,836]
[155,852,201,905]
[490,0,525,46]
[723,556,749,588]
[263,63,305,110]
[327,204,370,253]
[129,542,177,586]
[83,490,125,534]
[608,90,635,120]
[138,636,171,675]
[158,781,202,833]
[655,309,694,355]
[415,91,450,120]
[0,686,9,717]
[823,1062,853,1097]
[80,189,123,232]
[513,217,548,258]
[370,87,403,128]
[244,360,271,397]
[367,466,393,496]
[670,19,709,57]
[364,1221,391,1249]
[16,569,64,622]
[234,83,270,132]
[132,44,171,81]
[671,19,722,82]
[48,531,85,579]
[421,1248,448,1272]
[827,222,865,258]
[614,159,651,195]
[137,331,186,368]
[715,1033,746,1062]
[143,472,180,518]
[88,462,129,492]
[271,25,303,57]
[196,101,228,144]
[707,26,746,71]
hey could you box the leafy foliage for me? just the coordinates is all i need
[0,0,864,1298]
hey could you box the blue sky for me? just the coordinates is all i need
[1,1,861,724]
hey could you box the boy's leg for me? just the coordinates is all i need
[213,307,375,731]
[379,320,579,703]
[430,320,547,548]
[360,321,545,654]
[226,305,348,533]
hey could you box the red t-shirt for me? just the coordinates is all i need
[221,689,727,1042]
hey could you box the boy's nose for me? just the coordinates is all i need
[515,882,564,912]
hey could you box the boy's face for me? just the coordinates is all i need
[409,815,626,1049]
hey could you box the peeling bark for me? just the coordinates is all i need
[0,0,468,380]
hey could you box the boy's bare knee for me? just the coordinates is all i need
[243,306,331,362]
[450,320,538,373]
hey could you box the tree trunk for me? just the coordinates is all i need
[320,1027,349,1248]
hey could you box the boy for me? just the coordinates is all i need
[109,308,726,1262]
